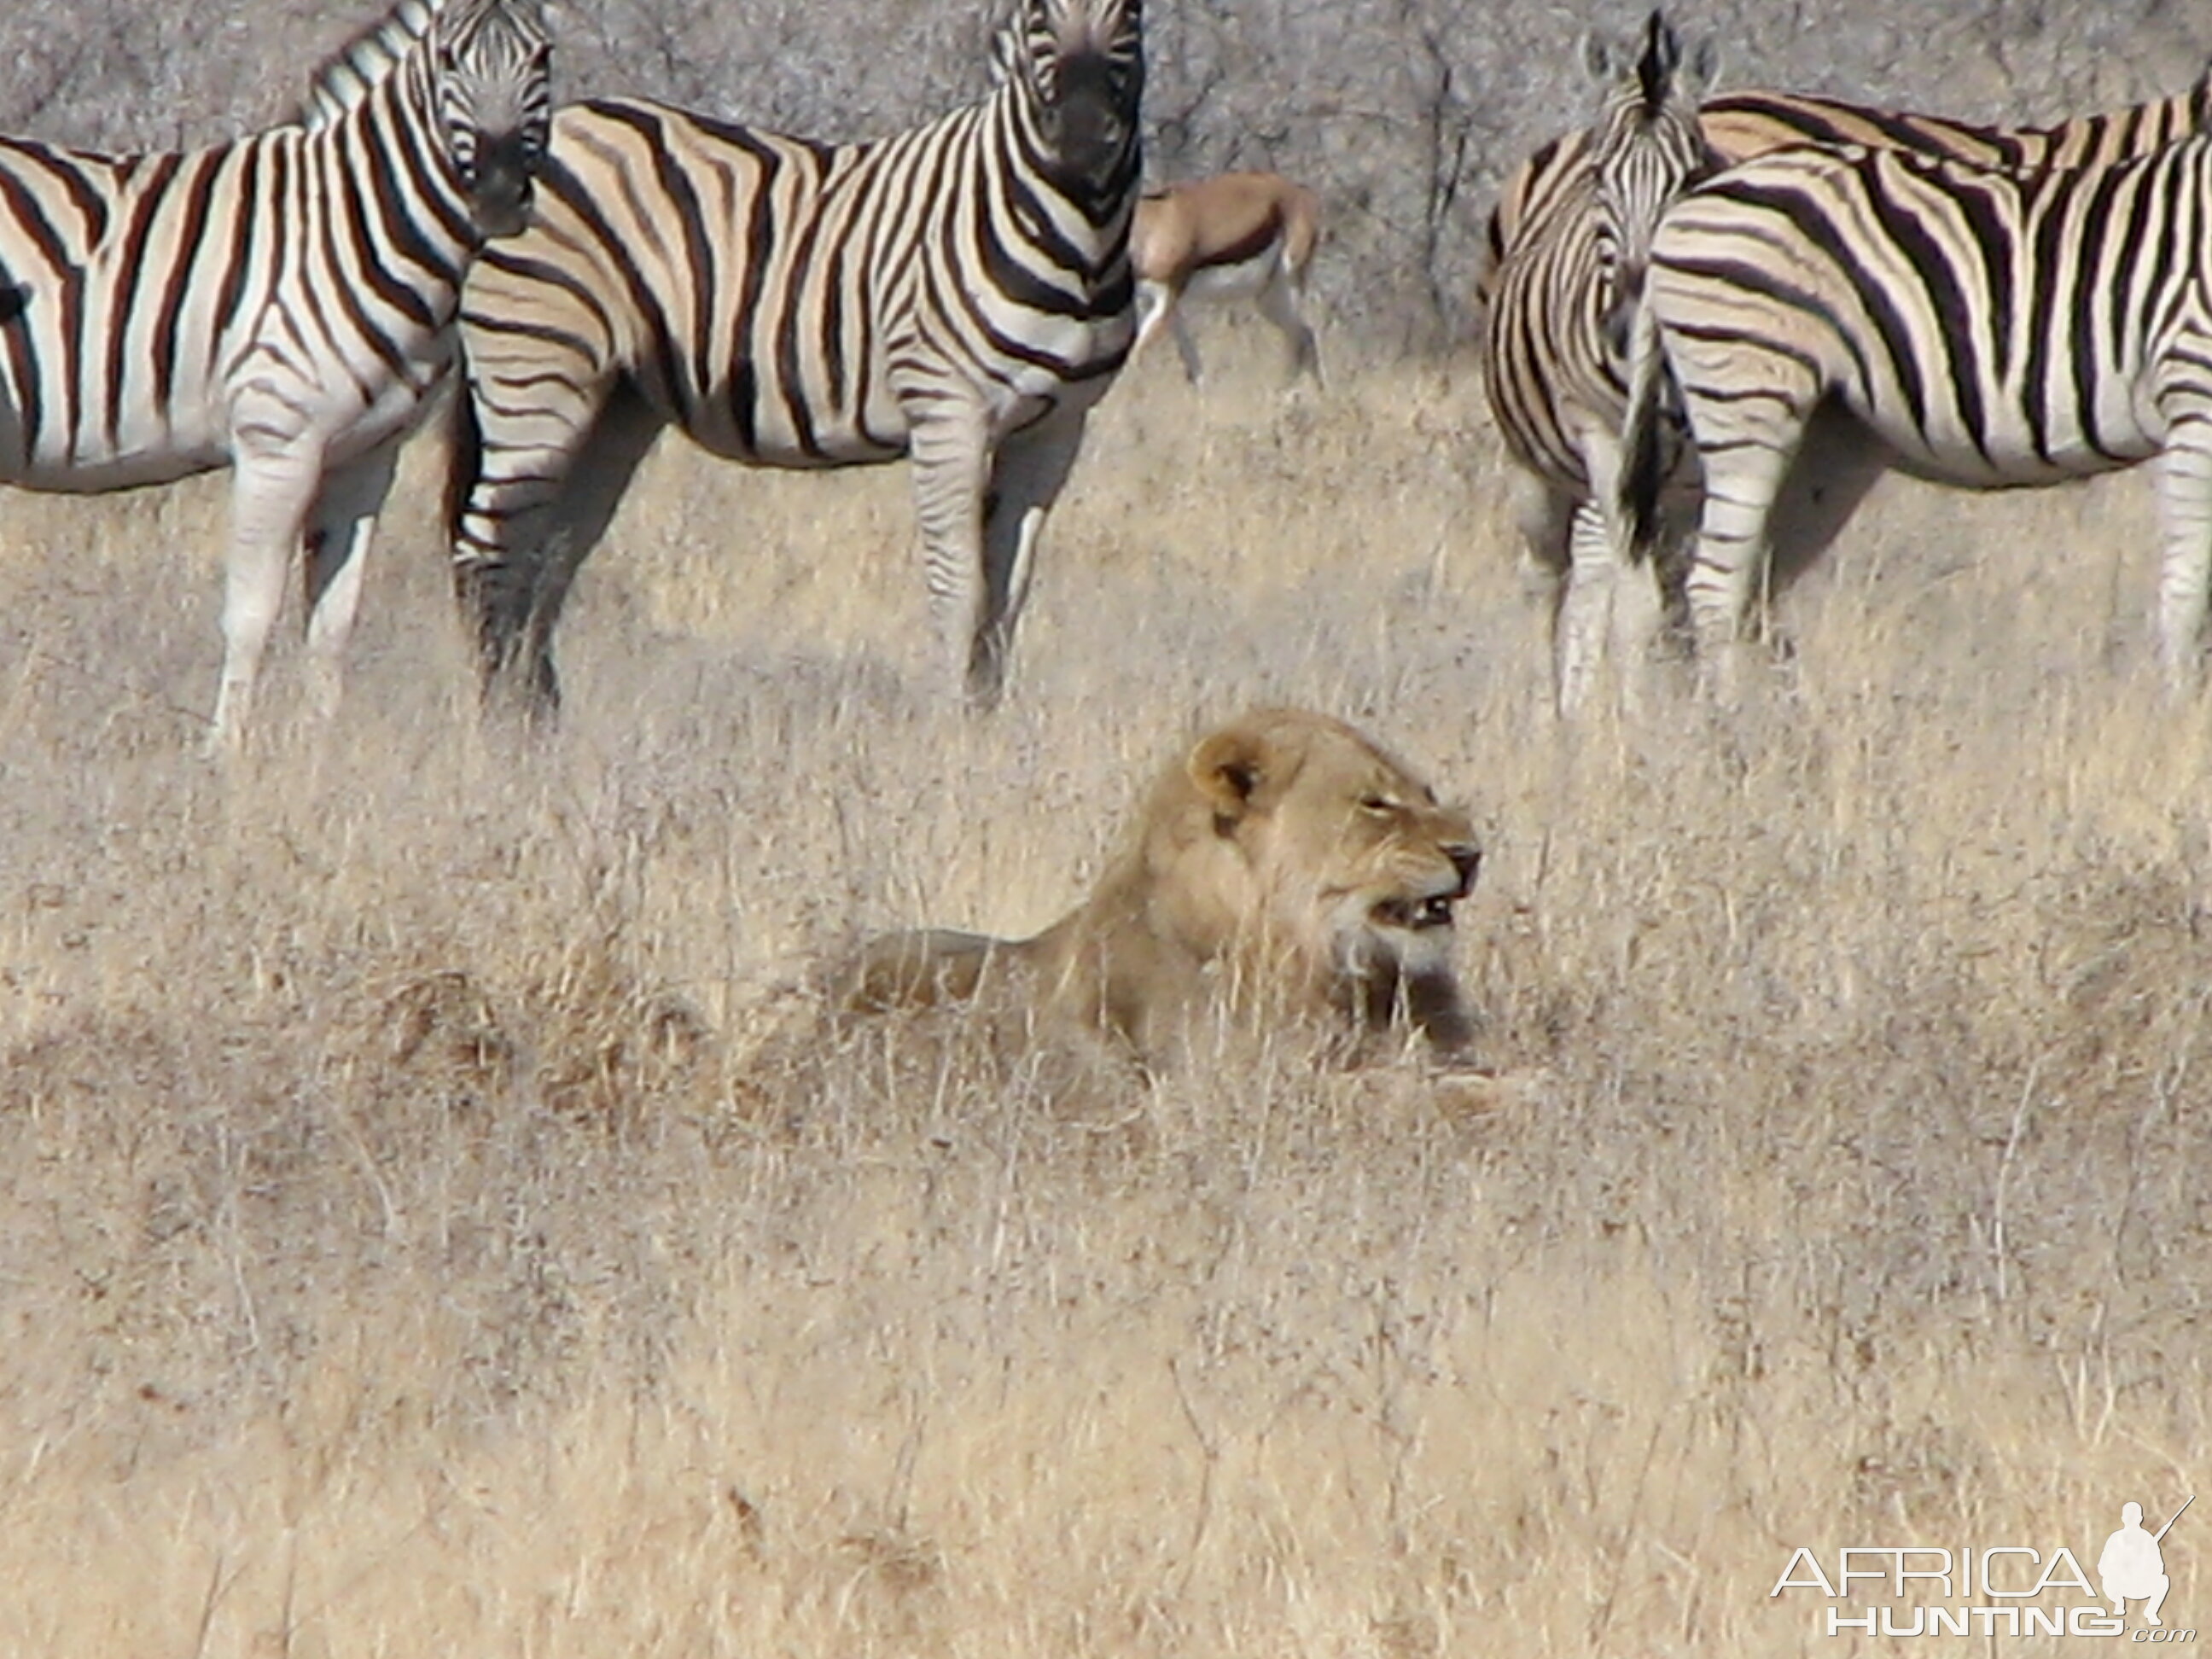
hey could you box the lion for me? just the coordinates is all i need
[835,707,1483,1068]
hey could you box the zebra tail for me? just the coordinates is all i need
[1618,291,1669,566]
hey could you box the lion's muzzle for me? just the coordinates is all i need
[1369,841,1481,933]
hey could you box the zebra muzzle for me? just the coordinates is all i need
[468,131,538,239]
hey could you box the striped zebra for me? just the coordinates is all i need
[1478,9,1717,716]
[0,0,550,752]
[1478,69,2211,713]
[1475,78,2212,323]
[445,0,1145,720]
[296,0,440,126]
[1619,122,2212,690]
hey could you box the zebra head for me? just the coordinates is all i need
[1582,9,1718,352]
[1004,0,1145,207]
[430,0,553,241]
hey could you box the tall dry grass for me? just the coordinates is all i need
[2,324,2209,1655]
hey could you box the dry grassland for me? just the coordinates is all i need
[2,324,2209,1655]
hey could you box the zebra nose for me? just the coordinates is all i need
[469,131,537,238]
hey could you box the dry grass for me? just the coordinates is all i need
[2,328,2209,1655]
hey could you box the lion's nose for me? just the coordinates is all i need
[1447,843,1482,892]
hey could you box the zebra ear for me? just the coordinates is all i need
[993,0,1048,87]
[1580,26,1618,84]
[1683,34,1722,99]
[1632,11,1685,113]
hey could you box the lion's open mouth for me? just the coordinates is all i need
[1371,894,1457,931]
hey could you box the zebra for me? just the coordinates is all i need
[1618,124,2212,692]
[1478,9,1718,715]
[296,0,441,127]
[1475,77,2212,325]
[444,0,1145,722]
[0,0,550,752]
[1477,69,2212,713]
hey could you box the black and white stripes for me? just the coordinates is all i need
[1475,78,2212,330]
[1483,54,2212,710]
[1478,10,1716,714]
[1621,97,2212,686]
[445,0,1145,719]
[0,0,550,748]
[294,0,441,129]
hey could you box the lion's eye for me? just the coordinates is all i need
[1359,794,1400,816]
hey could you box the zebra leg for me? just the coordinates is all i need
[503,388,664,721]
[1681,428,1802,699]
[2151,428,2212,688]
[1556,425,1654,717]
[1553,498,1616,717]
[451,377,655,725]
[451,541,548,718]
[906,408,993,704]
[1610,533,1668,719]
[300,434,404,726]
[211,444,324,754]
[972,408,1091,708]
[1257,265,1320,387]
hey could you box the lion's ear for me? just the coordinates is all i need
[1188,727,1271,821]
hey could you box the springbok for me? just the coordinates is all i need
[1130,171,1323,386]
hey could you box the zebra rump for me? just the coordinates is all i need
[1621,127,2212,685]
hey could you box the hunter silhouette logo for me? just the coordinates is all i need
[1770,1493,2196,1639]
[2101,1497,2191,1629]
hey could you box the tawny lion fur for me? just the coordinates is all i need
[837,707,1481,1065]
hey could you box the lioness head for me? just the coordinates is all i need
[1139,707,1482,1053]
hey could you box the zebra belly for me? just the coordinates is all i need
[8,405,423,492]
[683,400,910,469]
[3,420,230,492]
[682,330,1119,467]
[1835,387,2162,489]
[0,334,440,491]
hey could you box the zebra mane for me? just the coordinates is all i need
[291,0,442,130]
[1633,11,1679,115]
[1583,9,1720,128]
[1636,11,1720,120]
